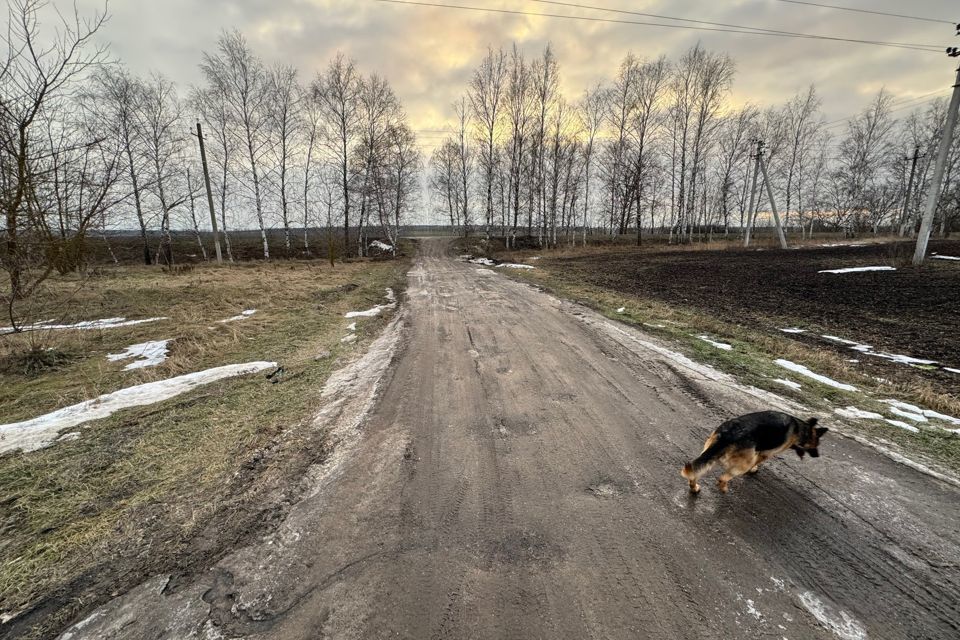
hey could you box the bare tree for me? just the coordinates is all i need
[0,0,111,325]
[93,68,155,264]
[139,73,189,266]
[313,54,362,256]
[267,64,300,255]
[200,30,271,259]
[469,47,507,241]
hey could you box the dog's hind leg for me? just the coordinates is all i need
[718,451,755,493]
[747,453,771,475]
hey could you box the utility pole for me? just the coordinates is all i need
[758,148,789,249]
[913,33,960,266]
[744,139,763,247]
[899,146,922,237]
[194,122,223,264]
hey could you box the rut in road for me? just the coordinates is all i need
[53,237,960,640]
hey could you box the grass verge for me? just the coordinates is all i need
[0,256,408,639]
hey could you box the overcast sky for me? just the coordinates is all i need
[70,0,956,150]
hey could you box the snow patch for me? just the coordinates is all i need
[885,419,920,433]
[0,362,277,454]
[887,406,927,422]
[821,334,937,367]
[496,263,535,270]
[798,592,868,640]
[345,289,398,319]
[698,335,733,351]
[346,322,357,332]
[818,266,896,274]
[369,240,393,252]
[932,254,960,261]
[0,317,167,334]
[616,307,626,314]
[775,360,857,391]
[944,367,960,374]
[774,379,802,390]
[469,257,497,266]
[341,334,357,344]
[780,327,807,334]
[218,309,257,323]
[106,340,172,370]
[834,407,884,420]
[884,400,960,426]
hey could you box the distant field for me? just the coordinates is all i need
[0,257,408,639]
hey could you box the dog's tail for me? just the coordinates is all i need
[681,440,726,480]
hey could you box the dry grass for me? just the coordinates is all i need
[0,257,409,636]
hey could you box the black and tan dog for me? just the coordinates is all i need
[681,411,827,494]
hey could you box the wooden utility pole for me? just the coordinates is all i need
[899,145,922,237]
[195,122,223,264]
[758,147,789,249]
[743,140,763,247]
[913,38,960,265]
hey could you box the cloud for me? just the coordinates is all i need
[68,0,955,224]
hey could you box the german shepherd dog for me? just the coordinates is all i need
[681,411,827,494]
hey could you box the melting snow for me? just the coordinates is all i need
[798,592,868,640]
[932,254,960,261]
[820,334,937,367]
[775,360,857,391]
[888,406,927,422]
[819,266,896,274]
[497,263,535,270]
[106,340,172,370]
[341,334,357,344]
[345,289,397,319]
[0,317,167,334]
[835,407,884,420]
[346,322,357,332]
[469,257,497,266]
[884,400,960,426]
[369,240,393,252]
[698,336,733,351]
[774,379,802,390]
[219,309,257,323]
[886,419,920,433]
[617,307,626,313]
[0,361,278,454]
[781,327,807,334]
[944,367,960,374]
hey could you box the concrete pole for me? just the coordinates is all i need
[913,63,960,265]
[744,140,762,247]
[899,146,921,237]
[759,151,789,249]
[196,122,223,264]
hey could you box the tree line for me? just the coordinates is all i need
[1,0,421,324]
[429,42,960,247]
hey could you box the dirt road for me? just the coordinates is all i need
[57,238,960,640]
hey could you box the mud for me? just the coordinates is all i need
[48,238,960,640]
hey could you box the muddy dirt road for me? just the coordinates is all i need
[57,238,960,640]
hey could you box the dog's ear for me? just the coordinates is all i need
[815,426,829,438]
[807,417,819,428]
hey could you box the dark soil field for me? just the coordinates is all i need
[537,239,960,393]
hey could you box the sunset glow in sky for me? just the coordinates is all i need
[80,0,957,156]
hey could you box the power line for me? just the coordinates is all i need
[374,0,944,52]
[772,0,955,26]
[822,91,951,131]
[530,0,943,50]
